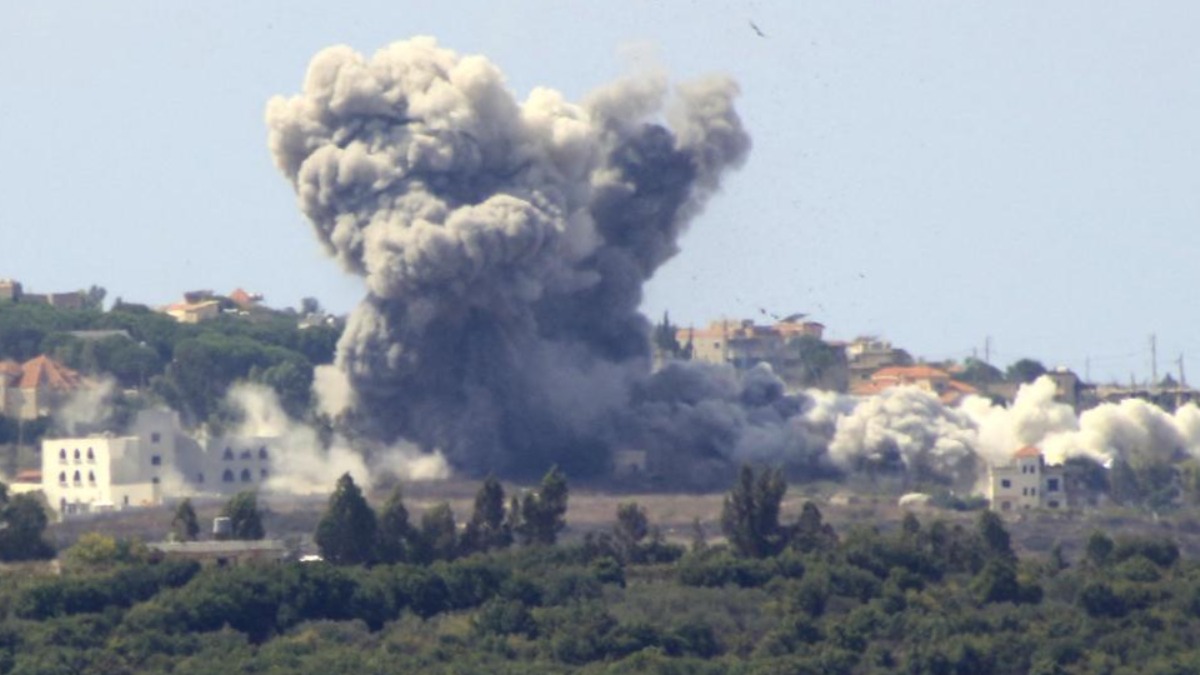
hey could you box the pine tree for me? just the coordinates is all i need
[376,484,416,564]
[517,466,569,545]
[315,473,377,565]
[417,502,458,563]
[614,502,649,554]
[461,475,512,554]
[721,465,788,558]
[171,498,200,542]
[221,491,265,540]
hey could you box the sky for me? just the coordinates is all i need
[2,1,1199,385]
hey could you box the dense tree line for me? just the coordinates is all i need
[4,465,1200,671]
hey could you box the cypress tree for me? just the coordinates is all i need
[315,473,377,565]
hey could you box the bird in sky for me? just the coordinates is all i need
[749,20,766,38]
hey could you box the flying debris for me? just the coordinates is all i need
[749,20,767,38]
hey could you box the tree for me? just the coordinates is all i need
[653,312,686,359]
[1007,358,1048,384]
[417,502,458,563]
[977,511,1016,563]
[82,285,107,311]
[376,484,416,564]
[0,491,54,561]
[720,465,788,558]
[956,358,1003,386]
[172,499,200,542]
[315,474,377,565]
[461,475,512,555]
[517,466,569,545]
[300,297,322,315]
[614,502,649,552]
[791,501,837,553]
[1085,531,1114,567]
[221,491,265,540]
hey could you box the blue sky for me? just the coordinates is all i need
[2,2,1199,384]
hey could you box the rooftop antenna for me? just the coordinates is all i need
[1150,334,1158,388]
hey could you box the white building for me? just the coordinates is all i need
[988,446,1068,512]
[41,409,276,518]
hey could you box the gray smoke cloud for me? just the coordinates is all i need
[267,37,752,478]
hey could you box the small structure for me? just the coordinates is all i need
[853,365,978,405]
[612,449,648,477]
[0,355,83,420]
[988,446,1068,512]
[148,540,287,567]
[163,299,221,324]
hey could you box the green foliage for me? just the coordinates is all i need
[415,502,458,563]
[721,464,788,558]
[516,466,568,546]
[171,498,200,542]
[956,357,1003,385]
[460,475,512,555]
[375,484,416,565]
[220,491,265,540]
[0,490,54,561]
[1007,358,1048,384]
[315,474,378,565]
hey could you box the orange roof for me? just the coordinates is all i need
[19,355,82,391]
[0,360,22,382]
[1014,446,1042,459]
[872,365,951,381]
[12,469,40,483]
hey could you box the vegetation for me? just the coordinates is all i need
[3,468,1200,672]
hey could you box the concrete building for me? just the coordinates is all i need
[676,317,847,391]
[39,409,277,518]
[163,299,221,324]
[852,365,978,405]
[0,280,22,302]
[846,337,913,387]
[148,539,287,567]
[0,355,83,420]
[988,446,1068,512]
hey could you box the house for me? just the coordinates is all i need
[0,355,83,420]
[0,280,21,302]
[675,317,847,390]
[148,539,287,567]
[228,288,263,310]
[852,365,978,405]
[163,300,221,324]
[40,409,278,518]
[988,446,1069,512]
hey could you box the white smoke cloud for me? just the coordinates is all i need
[226,382,448,494]
[54,376,117,436]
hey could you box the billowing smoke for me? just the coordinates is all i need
[55,376,118,436]
[226,383,448,493]
[267,37,751,477]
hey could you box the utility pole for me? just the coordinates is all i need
[1085,356,1091,383]
[1176,354,1187,410]
[984,336,992,364]
[1149,334,1158,389]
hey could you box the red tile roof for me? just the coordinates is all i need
[12,469,40,483]
[0,360,22,383]
[18,355,82,391]
[872,365,951,381]
[1014,446,1042,459]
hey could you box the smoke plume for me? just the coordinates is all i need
[226,383,448,493]
[267,37,750,477]
[55,376,118,436]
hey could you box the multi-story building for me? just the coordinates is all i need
[852,365,978,405]
[676,317,846,390]
[40,409,276,517]
[988,446,1068,512]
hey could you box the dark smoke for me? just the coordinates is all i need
[267,37,783,479]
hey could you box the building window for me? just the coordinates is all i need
[240,450,252,460]
[152,477,160,485]
[1001,479,1011,489]
[151,432,161,444]
[1047,478,1060,492]
[73,470,81,485]
[59,449,66,463]
[123,495,129,506]
[1001,501,1011,511]
[1030,488,1036,496]
[223,447,234,460]
[258,446,268,460]
[87,471,95,484]
[74,449,81,463]
[151,455,161,466]
[260,468,268,479]
[223,469,234,483]
[58,472,66,485]
[240,469,252,482]
[1048,501,1060,509]
[86,448,94,462]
